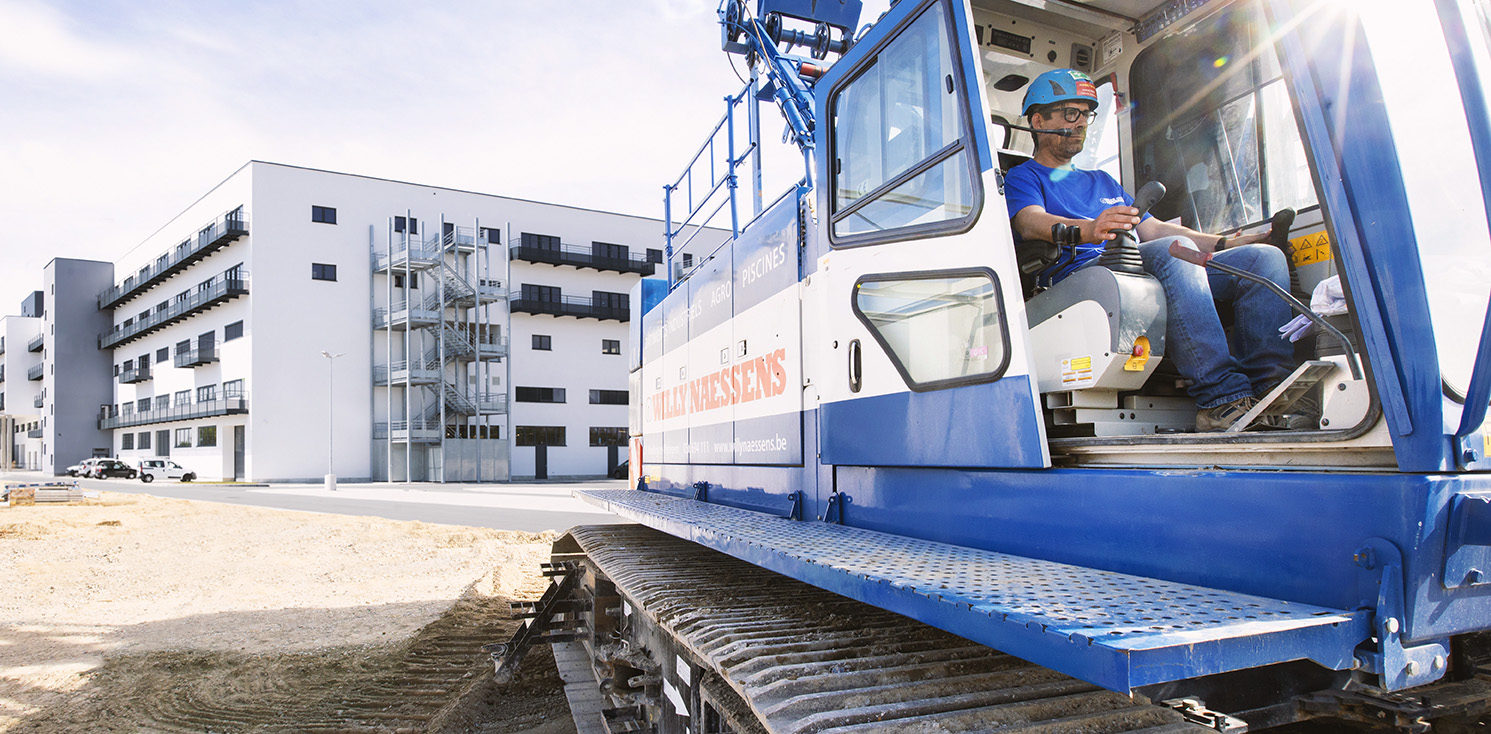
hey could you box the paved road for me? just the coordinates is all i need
[0,470,628,533]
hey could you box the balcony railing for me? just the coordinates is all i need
[98,395,248,430]
[0,365,5,383]
[373,418,442,443]
[372,300,441,330]
[510,295,630,322]
[27,333,43,352]
[98,207,248,310]
[509,239,656,275]
[98,272,248,350]
[34,395,43,408]
[174,345,219,368]
[119,364,152,384]
[27,363,43,381]
[0,336,6,355]
[27,428,42,439]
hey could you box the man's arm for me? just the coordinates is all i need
[1012,204,1143,245]
[1136,217,1270,253]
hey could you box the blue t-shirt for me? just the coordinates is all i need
[1004,160,1149,285]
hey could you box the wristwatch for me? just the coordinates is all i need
[1215,235,1228,251]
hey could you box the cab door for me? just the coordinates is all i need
[811,0,1048,468]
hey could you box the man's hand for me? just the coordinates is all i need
[1084,205,1141,243]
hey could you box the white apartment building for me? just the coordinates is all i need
[1,292,44,470]
[4,161,673,482]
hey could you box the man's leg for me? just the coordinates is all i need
[1138,237,1253,409]
[1207,244,1294,394]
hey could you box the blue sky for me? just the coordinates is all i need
[0,0,886,314]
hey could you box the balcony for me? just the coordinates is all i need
[510,295,630,322]
[27,428,42,439]
[98,395,248,430]
[0,336,6,355]
[373,358,441,386]
[0,365,4,383]
[175,345,219,368]
[372,299,441,330]
[98,271,248,350]
[509,235,656,275]
[98,207,248,310]
[373,418,442,443]
[119,364,152,384]
[27,364,43,381]
[27,333,43,352]
[34,395,43,409]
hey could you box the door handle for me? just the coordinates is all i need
[849,339,862,393]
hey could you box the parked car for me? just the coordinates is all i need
[65,461,90,477]
[90,459,137,479]
[70,457,108,477]
[609,459,629,480]
[136,459,195,483]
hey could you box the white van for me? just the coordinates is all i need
[136,459,195,483]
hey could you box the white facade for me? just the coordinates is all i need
[83,161,665,482]
[0,313,43,469]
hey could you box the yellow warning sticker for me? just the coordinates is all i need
[1289,231,1332,267]
[1061,356,1095,386]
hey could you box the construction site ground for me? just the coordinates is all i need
[0,491,577,733]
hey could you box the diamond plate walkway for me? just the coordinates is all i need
[576,489,1371,694]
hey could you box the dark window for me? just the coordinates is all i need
[138,354,150,369]
[174,389,190,406]
[174,428,192,448]
[589,389,629,405]
[223,379,244,398]
[393,216,420,234]
[157,394,170,409]
[521,284,561,302]
[520,232,560,251]
[515,386,566,403]
[393,273,419,289]
[197,385,217,403]
[198,425,217,447]
[532,334,552,350]
[515,426,566,446]
[156,347,169,363]
[590,427,628,446]
[121,434,134,450]
[681,253,694,268]
[602,339,621,355]
[646,248,663,264]
[592,241,629,261]
[312,205,337,224]
[137,397,151,412]
[175,340,191,356]
[311,263,338,281]
[482,227,501,244]
[113,364,121,376]
[224,321,244,341]
[592,291,628,312]
[138,432,151,450]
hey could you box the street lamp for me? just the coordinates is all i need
[321,350,344,490]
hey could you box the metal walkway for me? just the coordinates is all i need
[575,489,1371,695]
[568,523,1219,734]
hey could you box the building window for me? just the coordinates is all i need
[121,434,134,451]
[138,432,151,450]
[393,273,419,289]
[520,232,561,251]
[393,216,419,234]
[311,263,338,281]
[224,321,244,341]
[590,427,628,446]
[521,284,561,302]
[602,339,620,355]
[481,227,501,244]
[589,389,628,405]
[646,248,663,264]
[593,291,628,311]
[175,390,191,406]
[223,379,244,398]
[312,205,337,224]
[198,426,217,447]
[515,426,566,446]
[156,347,169,363]
[515,387,566,403]
[198,385,217,403]
[137,397,151,412]
[174,428,192,448]
[532,334,552,351]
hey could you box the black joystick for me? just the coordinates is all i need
[1095,181,1166,275]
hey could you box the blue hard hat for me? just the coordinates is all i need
[1021,69,1099,116]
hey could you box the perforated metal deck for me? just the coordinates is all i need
[577,488,1371,694]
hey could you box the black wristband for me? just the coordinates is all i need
[1215,236,1228,251]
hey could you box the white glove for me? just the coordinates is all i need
[1279,314,1314,342]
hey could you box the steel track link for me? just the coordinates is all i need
[566,524,1219,734]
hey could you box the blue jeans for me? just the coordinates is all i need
[1135,237,1294,409]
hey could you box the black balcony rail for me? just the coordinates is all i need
[175,345,219,368]
[27,363,43,381]
[27,428,42,438]
[119,363,153,384]
[0,336,6,355]
[98,269,248,350]
[510,294,630,321]
[98,395,248,430]
[98,206,249,310]
[34,394,43,408]
[0,364,5,383]
[0,394,4,411]
[509,233,656,275]
[27,333,43,352]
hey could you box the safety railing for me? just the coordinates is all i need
[373,418,443,442]
[98,270,248,350]
[510,295,629,322]
[98,395,248,430]
[0,365,4,383]
[27,364,43,381]
[373,358,441,385]
[27,333,43,352]
[98,206,248,310]
[27,428,41,438]
[372,299,441,329]
[509,237,655,276]
[174,345,219,368]
[33,394,43,408]
[119,364,152,384]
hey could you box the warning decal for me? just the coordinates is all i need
[1289,231,1332,267]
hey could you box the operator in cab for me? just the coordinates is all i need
[1005,69,1298,432]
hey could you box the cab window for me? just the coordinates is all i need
[830,0,981,244]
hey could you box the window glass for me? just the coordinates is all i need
[1072,82,1122,181]
[852,270,1010,389]
[198,426,217,447]
[831,1,977,240]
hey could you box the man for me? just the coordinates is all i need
[1004,69,1295,432]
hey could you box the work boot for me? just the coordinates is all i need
[1195,396,1260,432]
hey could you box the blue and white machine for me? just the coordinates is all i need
[506,0,1491,730]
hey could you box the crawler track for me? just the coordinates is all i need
[565,523,1216,734]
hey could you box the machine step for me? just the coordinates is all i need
[576,488,1370,695]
